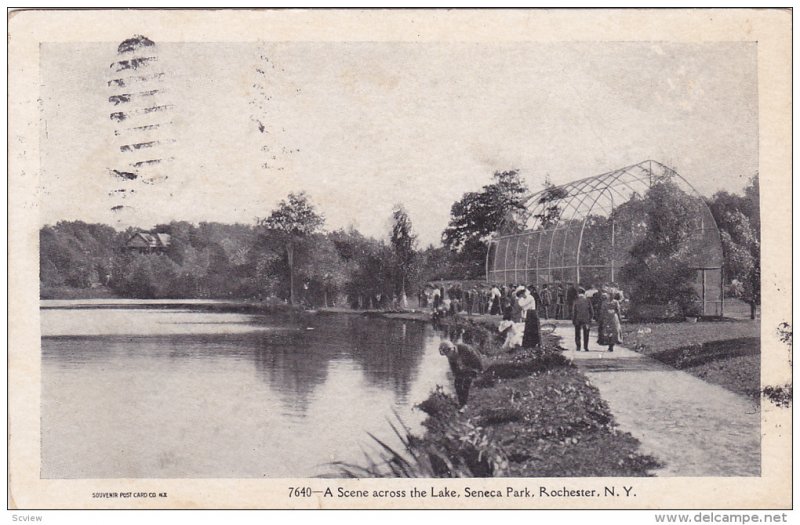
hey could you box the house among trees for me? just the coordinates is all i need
[125,232,171,254]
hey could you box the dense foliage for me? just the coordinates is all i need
[343,318,662,477]
[40,171,761,313]
[41,206,437,306]
[258,192,325,305]
[390,204,418,306]
[532,178,569,229]
[40,221,120,289]
[707,174,761,318]
[619,181,703,314]
[441,170,530,279]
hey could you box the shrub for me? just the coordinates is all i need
[332,398,508,478]
[620,181,703,317]
[476,347,570,387]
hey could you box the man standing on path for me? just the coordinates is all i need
[572,287,594,352]
[555,284,565,319]
[540,284,551,319]
[439,341,484,411]
[566,283,578,322]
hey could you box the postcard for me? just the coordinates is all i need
[8,8,792,510]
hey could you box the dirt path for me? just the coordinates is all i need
[554,323,760,476]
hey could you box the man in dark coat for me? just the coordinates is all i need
[539,284,551,319]
[572,287,594,352]
[555,284,565,319]
[439,341,484,409]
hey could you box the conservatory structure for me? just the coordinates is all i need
[486,160,725,316]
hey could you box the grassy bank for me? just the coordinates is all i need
[621,320,760,399]
[342,317,661,477]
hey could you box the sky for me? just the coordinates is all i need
[39,40,758,246]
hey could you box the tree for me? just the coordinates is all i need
[743,173,760,233]
[532,176,569,229]
[442,170,529,251]
[620,181,703,316]
[442,170,529,279]
[328,227,399,310]
[709,174,760,318]
[114,252,180,298]
[259,192,325,305]
[39,221,122,291]
[389,204,418,307]
[416,244,453,283]
[447,237,488,280]
[291,233,349,307]
[720,218,760,318]
[629,182,702,260]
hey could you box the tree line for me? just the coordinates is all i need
[40,197,457,305]
[40,170,761,316]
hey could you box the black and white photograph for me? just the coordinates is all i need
[8,8,792,512]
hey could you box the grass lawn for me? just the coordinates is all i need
[722,297,760,320]
[622,319,760,399]
[622,319,759,354]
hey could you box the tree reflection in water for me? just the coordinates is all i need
[251,314,429,413]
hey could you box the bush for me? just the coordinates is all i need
[416,387,509,477]
[434,315,498,353]
[620,181,703,316]
[333,394,508,478]
[684,300,703,318]
[476,347,570,387]
[628,302,684,321]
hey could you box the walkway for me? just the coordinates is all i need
[553,323,761,476]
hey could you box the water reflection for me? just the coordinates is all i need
[41,306,449,478]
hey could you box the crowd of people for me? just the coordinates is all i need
[432,281,627,409]
[426,281,626,353]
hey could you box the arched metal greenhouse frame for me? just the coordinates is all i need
[486,160,725,316]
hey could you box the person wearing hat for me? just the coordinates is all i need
[439,340,484,409]
[599,292,623,352]
[498,306,523,349]
[566,283,579,322]
[518,286,540,348]
[489,284,502,315]
[555,284,565,319]
[597,292,609,346]
[571,287,594,352]
[539,284,551,319]
[511,285,526,323]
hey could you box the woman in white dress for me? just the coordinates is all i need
[498,307,523,349]
[518,286,541,348]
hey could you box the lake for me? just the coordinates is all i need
[40,300,451,478]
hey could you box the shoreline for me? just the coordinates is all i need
[351,315,663,477]
[42,298,760,476]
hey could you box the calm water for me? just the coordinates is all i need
[40,300,451,478]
